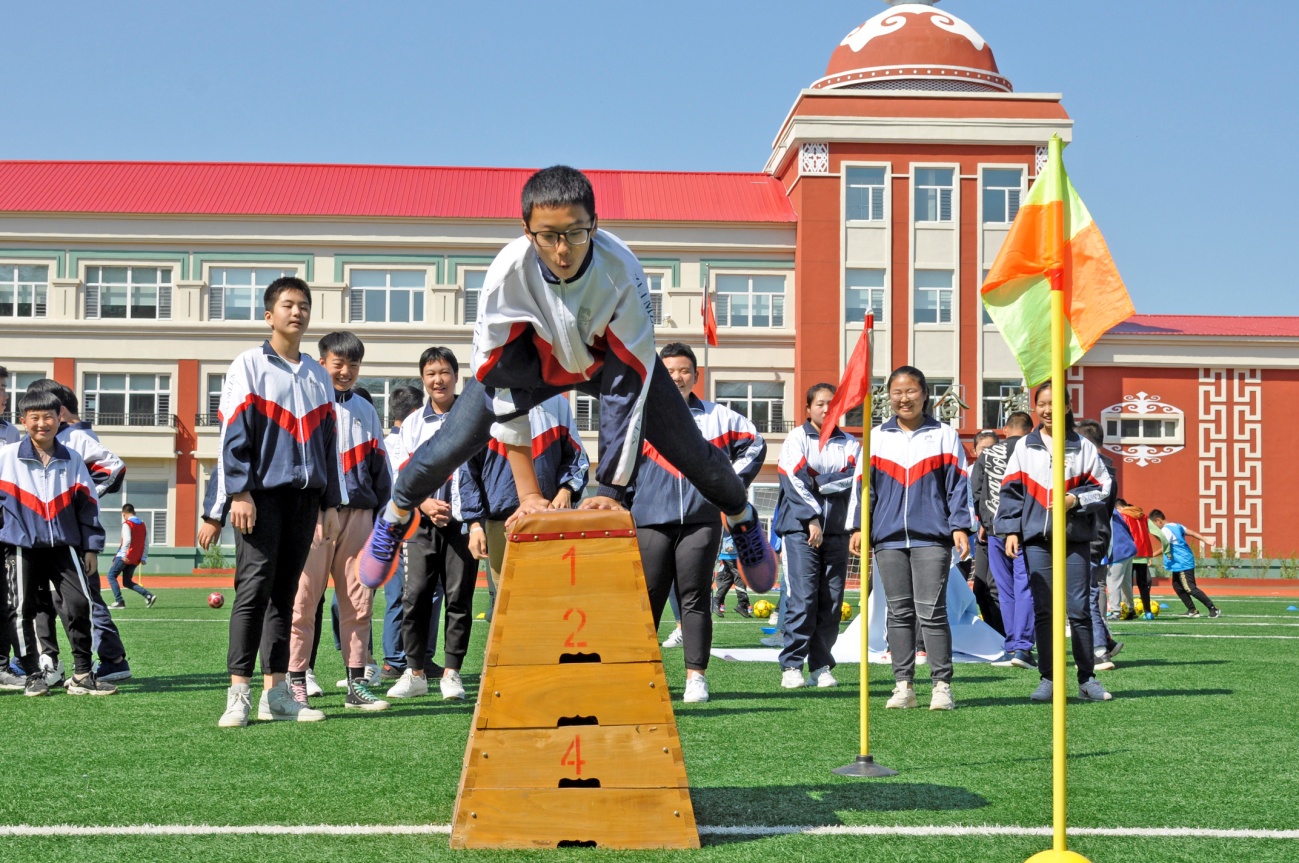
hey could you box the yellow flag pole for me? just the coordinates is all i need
[834,312,896,779]
[1026,136,1092,863]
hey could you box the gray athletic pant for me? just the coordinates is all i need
[874,545,954,684]
[779,532,850,673]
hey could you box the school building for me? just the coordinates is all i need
[2,0,1294,570]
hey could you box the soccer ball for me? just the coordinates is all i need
[208,592,225,609]
[1119,601,1135,620]
[752,599,774,619]
[1134,597,1160,617]
[841,602,853,622]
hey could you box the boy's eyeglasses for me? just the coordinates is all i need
[530,227,593,248]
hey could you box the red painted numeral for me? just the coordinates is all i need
[560,734,585,775]
[562,545,576,585]
[563,608,588,648]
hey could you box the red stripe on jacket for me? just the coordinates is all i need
[225,395,334,444]
[0,480,92,520]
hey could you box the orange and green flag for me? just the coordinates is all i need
[981,135,1134,386]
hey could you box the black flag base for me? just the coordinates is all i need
[832,755,898,778]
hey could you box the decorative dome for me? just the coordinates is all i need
[813,0,1011,93]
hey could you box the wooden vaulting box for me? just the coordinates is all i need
[450,509,700,850]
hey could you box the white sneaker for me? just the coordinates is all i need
[809,666,837,688]
[337,663,381,689]
[683,675,709,703]
[780,667,806,689]
[440,669,466,700]
[886,682,918,709]
[1078,677,1113,702]
[929,680,956,711]
[915,651,928,666]
[386,668,429,699]
[1031,678,1054,702]
[218,684,252,727]
[661,628,684,648]
[305,668,324,697]
[1093,657,1116,672]
[262,681,325,722]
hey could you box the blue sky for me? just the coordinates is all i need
[3,1,1292,315]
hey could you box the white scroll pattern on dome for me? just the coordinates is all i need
[841,6,988,53]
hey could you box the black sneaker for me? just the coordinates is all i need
[1182,610,1201,618]
[380,663,404,681]
[67,674,117,696]
[1209,607,1222,619]
[24,675,49,697]
[145,594,157,608]
[346,678,390,711]
[1010,649,1038,669]
[711,597,723,618]
[108,601,126,609]
[736,604,754,619]
[97,657,133,682]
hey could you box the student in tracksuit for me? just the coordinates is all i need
[287,332,393,713]
[851,366,970,711]
[631,343,766,703]
[776,383,858,691]
[0,366,25,689]
[378,384,428,680]
[200,276,344,727]
[0,388,113,696]
[357,166,776,594]
[995,381,1114,703]
[385,346,486,703]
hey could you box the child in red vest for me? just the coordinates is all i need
[105,504,156,608]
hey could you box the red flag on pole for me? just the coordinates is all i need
[702,290,719,347]
[820,312,873,448]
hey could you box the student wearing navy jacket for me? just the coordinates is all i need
[775,383,860,691]
[851,366,970,711]
[995,381,1114,703]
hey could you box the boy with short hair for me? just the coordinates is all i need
[199,276,344,727]
[358,165,776,592]
[288,331,392,713]
[1150,510,1221,618]
[0,389,114,696]
[105,504,156,608]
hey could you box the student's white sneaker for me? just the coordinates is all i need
[1078,677,1113,702]
[262,681,325,721]
[929,681,956,711]
[683,675,710,703]
[218,684,252,727]
[886,682,918,709]
[1031,678,1054,702]
[305,668,324,697]
[809,666,837,688]
[780,667,806,689]
[915,651,928,665]
[386,668,429,699]
[661,628,684,648]
[440,669,466,700]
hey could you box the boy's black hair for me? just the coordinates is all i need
[1005,410,1033,432]
[18,388,62,416]
[264,276,312,312]
[25,378,78,414]
[1150,509,1166,521]
[806,382,836,407]
[1076,418,1104,447]
[122,503,136,514]
[388,385,424,425]
[353,386,374,406]
[887,365,931,415]
[976,430,1001,444]
[419,346,459,378]
[659,342,698,373]
[0,365,7,380]
[318,331,365,363]
[1032,381,1076,434]
[522,165,597,225]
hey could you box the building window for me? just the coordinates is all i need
[714,274,786,329]
[845,268,886,324]
[357,376,424,426]
[99,478,170,546]
[914,168,954,222]
[3,371,44,423]
[349,270,425,323]
[715,381,785,434]
[845,166,886,222]
[914,270,954,324]
[982,168,1024,224]
[201,374,225,427]
[83,373,171,427]
[0,264,49,318]
[85,266,172,320]
[574,394,600,432]
[983,379,1026,429]
[1105,416,1184,446]
[647,273,666,325]
[462,269,486,325]
[208,267,296,321]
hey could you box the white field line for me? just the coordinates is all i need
[1113,622,1299,628]
[0,823,1296,841]
[1115,633,1299,640]
[109,618,227,623]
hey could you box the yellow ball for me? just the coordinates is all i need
[752,599,773,618]
[1134,597,1146,615]
[841,602,853,622]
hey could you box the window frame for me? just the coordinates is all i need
[356,376,425,426]
[99,477,171,547]
[844,164,888,223]
[346,267,427,324]
[2,370,48,423]
[82,372,173,428]
[711,271,788,330]
[713,380,786,434]
[1102,410,1186,448]
[83,264,174,321]
[460,268,488,326]
[0,262,50,319]
[982,379,1026,429]
[913,269,955,326]
[205,264,301,322]
[981,166,1025,225]
[845,267,887,326]
[913,166,956,224]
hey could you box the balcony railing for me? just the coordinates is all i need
[195,414,222,428]
[85,411,177,428]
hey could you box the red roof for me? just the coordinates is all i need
[1109,315,1299,338]
[0,161,797,224]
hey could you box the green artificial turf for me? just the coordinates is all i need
[1,590,1296,863]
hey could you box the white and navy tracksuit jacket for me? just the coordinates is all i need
[481,395,589,522]
[334,390,391,511]
[398,399,484,526]
[850,416,972,548]
[205,342,344,521]
[775,422,861,536]
[0,438,105,553]
[631,395,765,527]
[58,421,125,497]
[993,428,1111,545]
[0,420,20,446]
[470,231,657,500]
